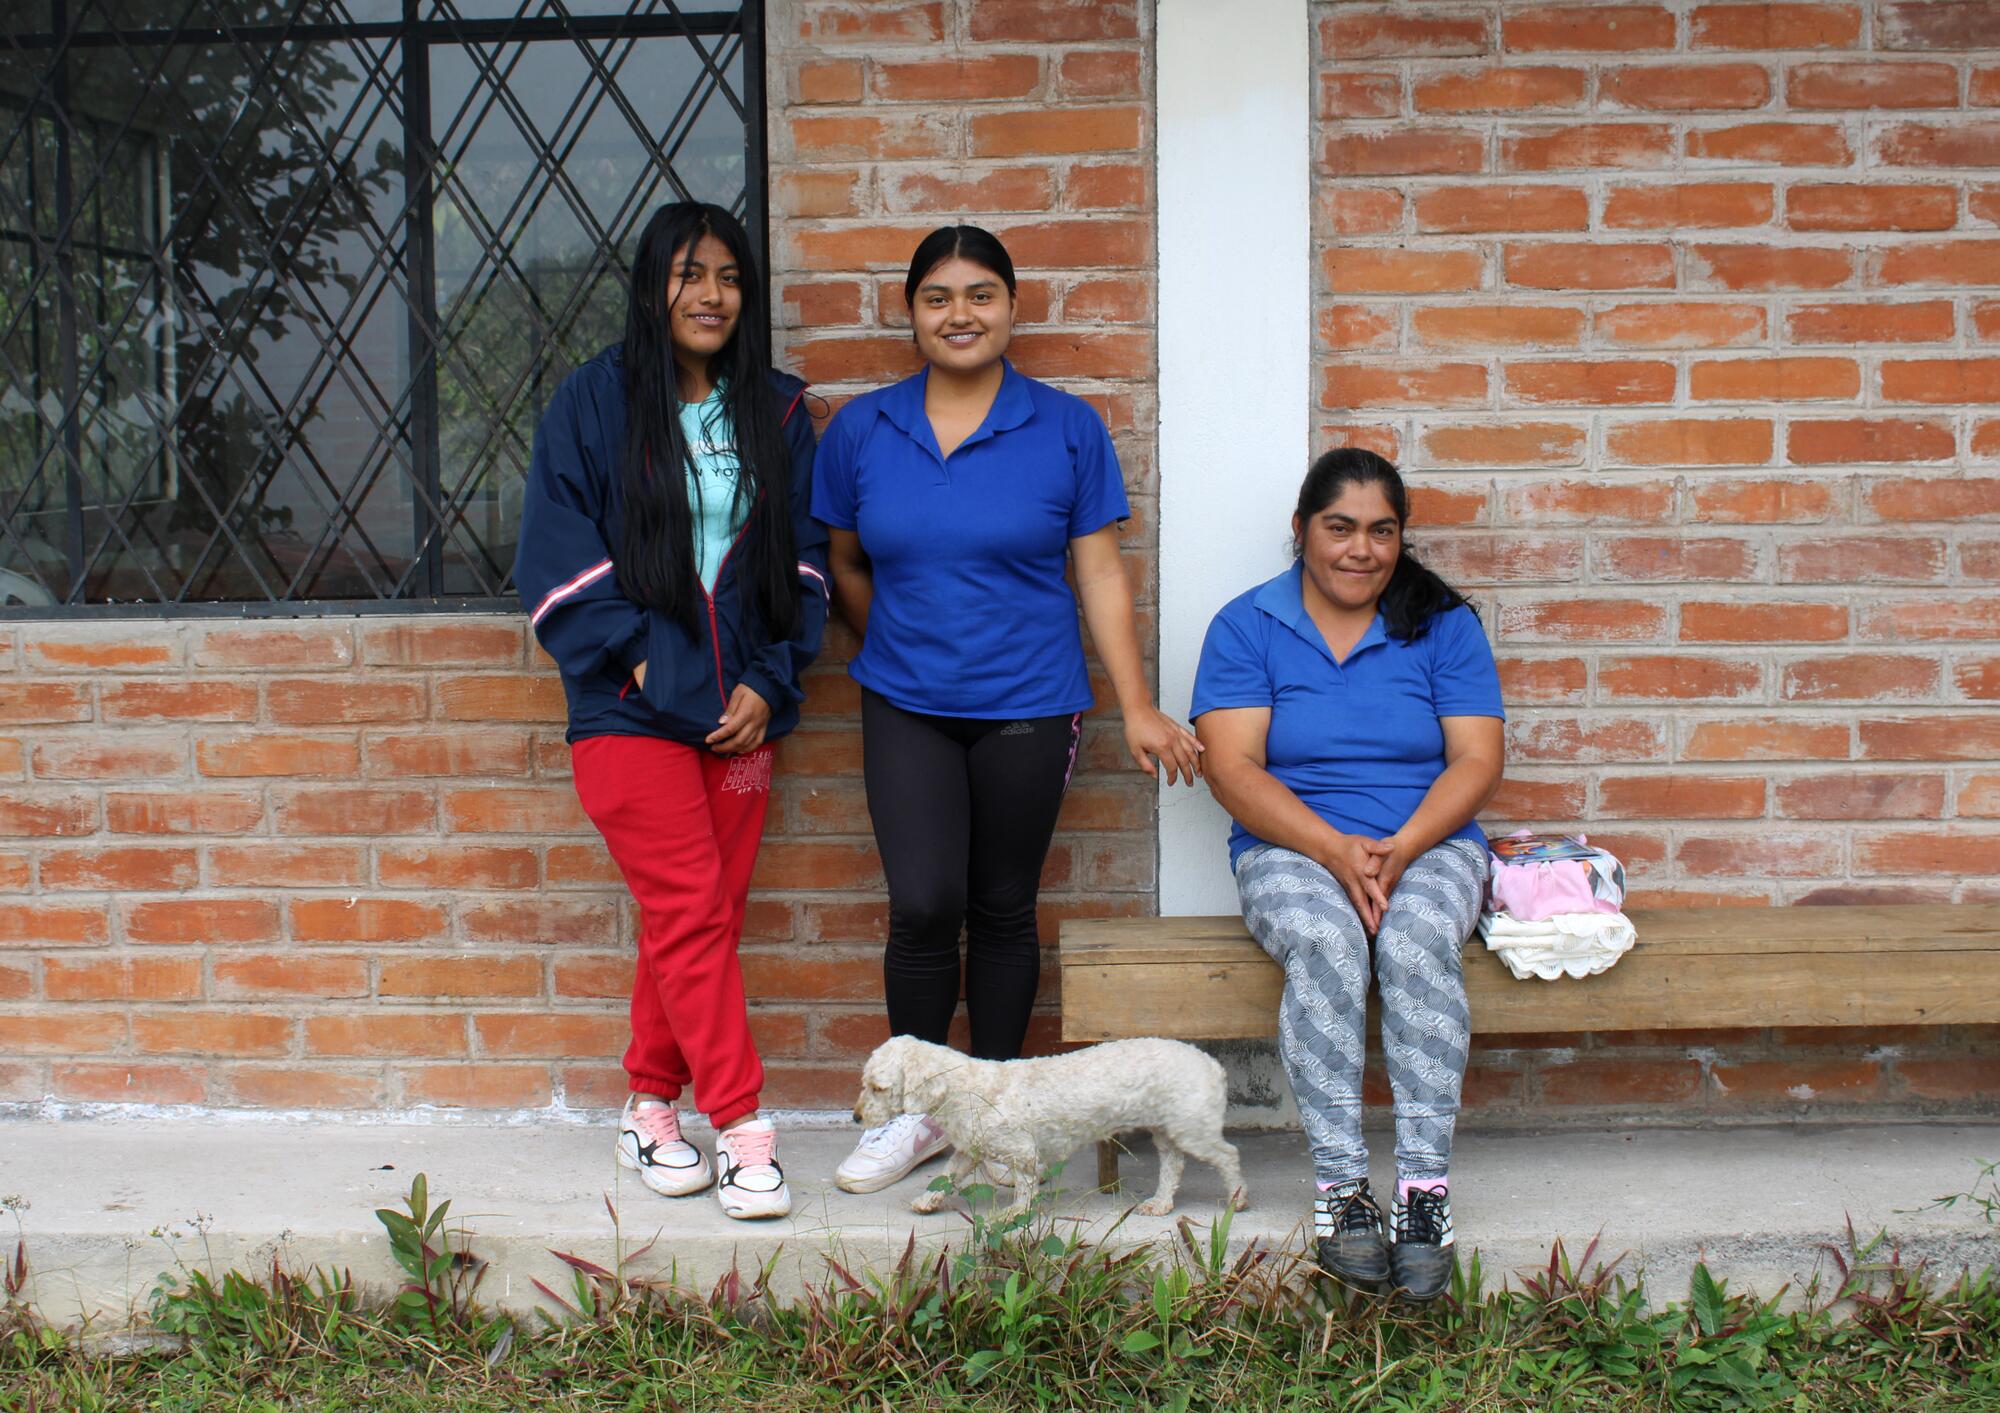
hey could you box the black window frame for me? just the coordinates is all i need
[2,0,768,621]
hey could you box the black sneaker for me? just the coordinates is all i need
[1389,1185,1455,1302]
[1314,1179,1389,1288]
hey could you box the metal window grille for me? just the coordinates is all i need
[1,0,764,616]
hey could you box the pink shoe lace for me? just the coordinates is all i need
[723,1125,778,1167]
[631,1103,685,1147]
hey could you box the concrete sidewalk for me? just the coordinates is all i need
[7,1116,1999,1327]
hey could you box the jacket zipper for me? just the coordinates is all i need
[700,512,752,704]
[694,387,810,708]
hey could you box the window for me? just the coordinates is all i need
[1,1,763,613]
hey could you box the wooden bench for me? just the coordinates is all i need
[1060,904,2000,1187]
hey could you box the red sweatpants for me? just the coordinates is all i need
[571,734,773,1128]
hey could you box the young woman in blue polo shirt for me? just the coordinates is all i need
[1192,449,1505,1301]
[813,225,1202,1194]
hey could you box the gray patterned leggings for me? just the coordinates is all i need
[1236,838,1489,1186]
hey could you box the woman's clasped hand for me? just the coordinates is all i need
[1317,832,1425,934]
[1319,831,1396,934]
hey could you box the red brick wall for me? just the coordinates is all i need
[1317,0,2000,905]
[0,0,1159,1114]
[0,606,1138,1111]
[1315,0,2000,1109]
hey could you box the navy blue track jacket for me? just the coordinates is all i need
[513,345,830,746]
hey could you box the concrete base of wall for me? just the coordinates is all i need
[9,1116,1999,1328]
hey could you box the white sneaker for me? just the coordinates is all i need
[834,1112,952,1194]
[714,1120,791,1220]
[616,1097,713,1197]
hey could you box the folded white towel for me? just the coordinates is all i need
[1477,909,1637,981]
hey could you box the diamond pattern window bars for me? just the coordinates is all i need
[1,0,762,613]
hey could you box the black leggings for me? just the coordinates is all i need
[861,688,1080,1060]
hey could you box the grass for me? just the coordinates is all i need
[5,1172,2000,1411]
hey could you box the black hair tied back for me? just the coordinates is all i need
[903,224,1018,310]
[617,201,798,642]
[1294,447,1471,643]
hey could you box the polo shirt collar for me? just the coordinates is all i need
[878,359,1035,462]
[1254,561,1387,667]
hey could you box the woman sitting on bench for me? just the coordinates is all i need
[1190,449,1505,1301]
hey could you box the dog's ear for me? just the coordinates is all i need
[862,1035,916,1109]
[875,1036,915,1104]
[901,1043,968,1117]
[906,1067,950,1116]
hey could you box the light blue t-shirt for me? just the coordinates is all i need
[680,391,746,592]
[1191,562,1506,869]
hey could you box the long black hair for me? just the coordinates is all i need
[1294,448,1470,642]
[617,201,797,641]
[903,224,1018,311]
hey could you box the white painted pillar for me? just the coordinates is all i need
[1156,0,1313,915]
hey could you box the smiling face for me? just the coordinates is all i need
[910,256,1014,375]
[663,230,741,376]
[1294,479,1403,614]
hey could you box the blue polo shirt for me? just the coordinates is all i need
[812,361,1129,718]
[1191,563,1505,868]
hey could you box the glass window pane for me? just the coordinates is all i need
[3,5,756,609]
[427,1,742,20]
[71,1,407,30]
[63,34,410,604]
[428,30,747,598]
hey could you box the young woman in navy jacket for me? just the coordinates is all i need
[513,202,826,1221]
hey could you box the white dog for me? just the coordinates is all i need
[852,1036,1248,1217]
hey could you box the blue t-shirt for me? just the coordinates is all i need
[1190,562,1505,869]
[811,361,1130,717]
[679,391,745,593]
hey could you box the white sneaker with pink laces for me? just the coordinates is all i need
[714,1119,791,1220]
[617,1097,713,1198]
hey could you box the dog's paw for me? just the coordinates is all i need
[909,1194,945,1214]
[1134,1198,1173,1217]
[1228,1188,1250,1212]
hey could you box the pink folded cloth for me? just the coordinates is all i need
[1486,831,1625,923]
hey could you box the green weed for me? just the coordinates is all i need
[1928,1158,2000,1228]
[5,1170,2000,1412]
